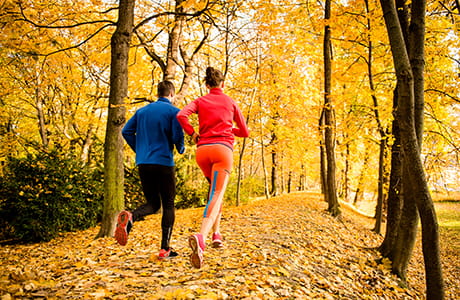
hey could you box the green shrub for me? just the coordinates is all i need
[175,155,209,209]
[123,166,145,210]
[0,149,103,243]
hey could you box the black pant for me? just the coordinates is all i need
[133,164,176,249]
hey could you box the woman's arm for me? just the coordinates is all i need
[177,100,198,136]
[232,104,249,138]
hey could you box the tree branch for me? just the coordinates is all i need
[425,89,460,103]
[39,24,114,58]
[18,2,115,29]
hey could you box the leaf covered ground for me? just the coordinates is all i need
[0,192,458,299]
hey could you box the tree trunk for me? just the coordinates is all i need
[364,0,388,233]
[389,169,419,280]
[409,2,444,298]
[35,89,49,148]
[373,137,387,234]
[270,145,278,196]
[353,149,369,206]
[343,141,350,202]
[379,0,444,297]
[236,54,258,205]
[259,98,270,199]
[379,89,403,257]
[164,0,184,81]
[323,0,340,217]
[97,0,135,238]
[319,110,327,197]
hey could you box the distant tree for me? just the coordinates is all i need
[322,0,340,217]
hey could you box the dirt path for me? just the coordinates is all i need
[0,192,458,299]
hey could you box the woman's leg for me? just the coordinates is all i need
[196,145,233,242]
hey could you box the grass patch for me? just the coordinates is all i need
[432,190,460,202]
[435,202,460,231]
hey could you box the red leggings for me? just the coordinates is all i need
[196,144,233,218]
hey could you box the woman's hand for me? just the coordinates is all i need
[191,132,200,144]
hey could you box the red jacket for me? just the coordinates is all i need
[177,88,249,149]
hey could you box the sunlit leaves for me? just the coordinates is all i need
[2,193,457,298]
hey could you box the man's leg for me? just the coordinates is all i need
[158,165,176,251]
[133,164,162,221]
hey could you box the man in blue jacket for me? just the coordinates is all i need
[116,80,185,259]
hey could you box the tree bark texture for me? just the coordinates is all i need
[35,88,49,148]
[323,0,340,217]
[97,0,135,238]
[379,0,444,298]
[164,0,185,81]
[379,88,403,257]
[319,110,327,197]
[270,146,278,197]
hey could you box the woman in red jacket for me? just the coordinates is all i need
[177,67,249,268]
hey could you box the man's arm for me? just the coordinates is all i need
[122,114,137,152]
[172,112,185,154]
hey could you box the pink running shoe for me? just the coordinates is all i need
[211,232,224,248]
[189,234,205,268]
[115,210,133,246]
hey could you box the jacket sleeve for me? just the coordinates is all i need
[122,113,137,152]
[176,100,198,136]
[172,111,185,154]
[232,103,249,138]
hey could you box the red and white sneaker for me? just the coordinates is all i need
[189,234,205,268]
[159,248,179,259]
[211,232,224,248]
[114,210,133,246]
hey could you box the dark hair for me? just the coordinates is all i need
[205,67,224,88]
[157,81,175,97]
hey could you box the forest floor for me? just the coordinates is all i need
[0,192,458,299]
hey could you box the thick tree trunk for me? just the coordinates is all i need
[97,0,135,238]
[379,0,444,298]
[164,0,184,81]
[390,168,419,280]
[323,0,340,217]
[409,2,444,298]
[379,89,403,257]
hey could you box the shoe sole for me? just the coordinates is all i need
[159,254,178,260]
[211,239,223,248]
[115,211,130,246]
[189,235,203,268]
[159,250,179,259]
